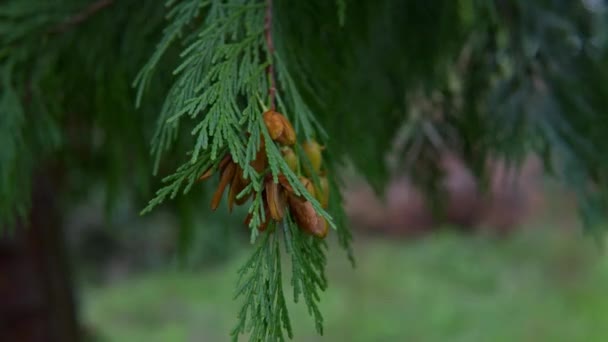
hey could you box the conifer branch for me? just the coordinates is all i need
[135,1,352,340]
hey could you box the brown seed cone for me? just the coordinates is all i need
[263,110,296,146]
[275,115,296,146]
[299,176,316,198]
[265,180,286,221]
[228,168,249,212]
[287,194,319,235]
[198,168,214,181]
[198,154,232,181]
[277,175,316,201]
[234,169,252,206]
[263,110,284,141]
[311,215,329,239]
[278,174,293,193]
[211,161,236,211]
[218,154,233,173]
[251,137,268,173]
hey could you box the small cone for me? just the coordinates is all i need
[310,215,329,239]
[211,162,236,211]
[288,194,319,235]
[281,147,298,172]
[302,140,323,175]
[299,176,316,198]
[265,180,286,221]
[263,110,284,140]
[316,176,330,209]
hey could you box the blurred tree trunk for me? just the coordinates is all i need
[0,170,80,342]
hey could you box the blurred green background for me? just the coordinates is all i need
[77,190,608,342]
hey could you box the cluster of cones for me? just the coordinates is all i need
[199,110,331,238]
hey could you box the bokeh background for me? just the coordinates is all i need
[71,166,608,341]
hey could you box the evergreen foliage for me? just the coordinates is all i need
[136,2,340,339]
[2,0,608,340]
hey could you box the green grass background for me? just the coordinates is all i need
[83,225,608,342]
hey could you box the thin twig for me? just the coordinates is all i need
[51,0,114,34]
[265,0,276,110]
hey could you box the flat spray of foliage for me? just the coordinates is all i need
[2,0,608,340]
[134,1,350,339]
